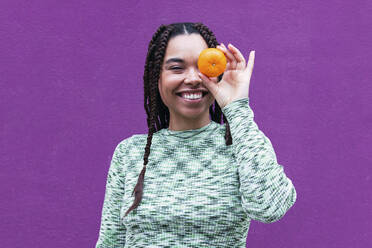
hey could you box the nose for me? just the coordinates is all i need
[184,67,202,85]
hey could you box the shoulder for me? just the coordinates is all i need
[112,133,149,155]
[112,135,135,155]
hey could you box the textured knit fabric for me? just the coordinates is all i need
[95,97,297,248]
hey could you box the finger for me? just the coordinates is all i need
[198,72,219,96]
[228,44,246,71]
[217,44,232,61]
[219,43,236,69]
[221,43,237,69]
[246,50,255,74]
[216,45,231,70]
[217,45,232,68]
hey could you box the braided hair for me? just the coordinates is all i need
[124,22,232,218]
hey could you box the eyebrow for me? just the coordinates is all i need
[165,58,185,64]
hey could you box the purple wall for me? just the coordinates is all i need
[1,0,371,247]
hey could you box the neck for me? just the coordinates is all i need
[168,118,211,131]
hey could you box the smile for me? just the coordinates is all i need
[175,92,208,103]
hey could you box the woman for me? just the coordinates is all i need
[95,22,297,248]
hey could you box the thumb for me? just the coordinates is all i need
[199,72,219,96]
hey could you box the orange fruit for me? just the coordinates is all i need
[198,48,227,77]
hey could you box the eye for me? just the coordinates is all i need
[170,67,183,70]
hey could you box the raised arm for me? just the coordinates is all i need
[222,97,297,223]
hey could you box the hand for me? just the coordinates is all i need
[199,43,255,109]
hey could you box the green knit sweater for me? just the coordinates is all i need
[95,97,296,248]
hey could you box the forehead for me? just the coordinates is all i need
[164,34,208,62]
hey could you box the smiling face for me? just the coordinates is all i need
[158,33,216,131]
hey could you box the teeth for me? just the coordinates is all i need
[181,93,202,99]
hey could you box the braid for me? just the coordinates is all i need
[124,22,232,218]
[143,25,167,123]
[124,25,174,217]
[193,22,218,48]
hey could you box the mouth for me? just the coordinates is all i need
[175,92,209,102]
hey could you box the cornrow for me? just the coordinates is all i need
[124,22,232,218]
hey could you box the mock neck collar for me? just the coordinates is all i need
[158,121,218,140]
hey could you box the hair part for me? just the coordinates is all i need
[124,22,232,218]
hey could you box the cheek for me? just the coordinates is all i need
[158,83,163,99]
[168,77,183,89]
[158,82,167,104]
[163,76,182,93]
[208,94,216,105]
[158,82,174,107]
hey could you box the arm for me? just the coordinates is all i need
[221,97,297,223]
[95,139,128,247]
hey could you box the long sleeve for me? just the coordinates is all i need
[95,140,128,247]
[221,97,297,223]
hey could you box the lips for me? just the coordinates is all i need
[175,92,209,103]
[175,92,208,97]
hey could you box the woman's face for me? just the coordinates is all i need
[158,33,216,128]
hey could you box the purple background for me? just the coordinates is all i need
[1,0,371,247]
